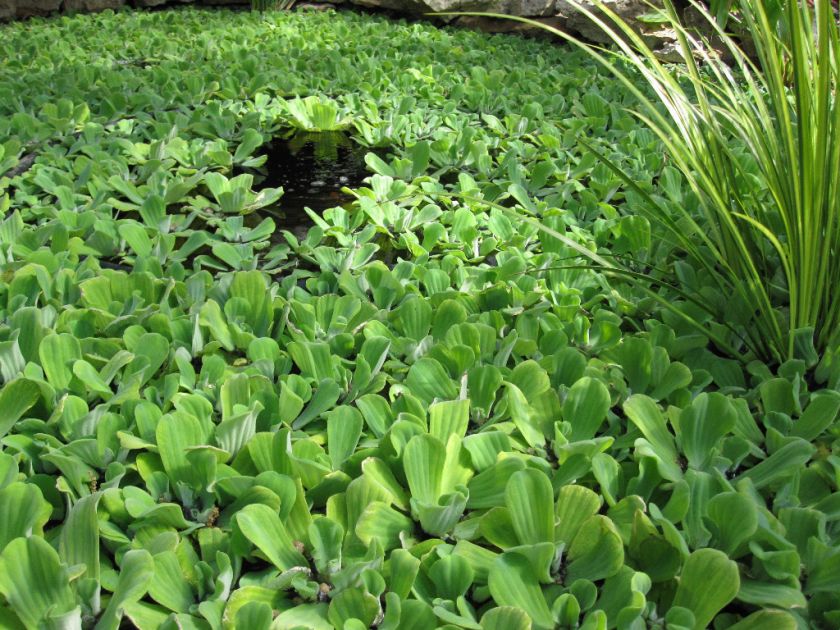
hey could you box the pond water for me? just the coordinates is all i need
[248,131,375,237]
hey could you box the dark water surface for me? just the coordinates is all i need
[248,131,375,236]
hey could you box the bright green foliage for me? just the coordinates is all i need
[464,0,840,364]
[0,6,838,630]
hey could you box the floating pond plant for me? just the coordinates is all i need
[0,6,838,630]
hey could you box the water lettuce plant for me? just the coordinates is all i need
[0,6,839,630]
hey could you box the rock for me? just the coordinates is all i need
[132,0,167,6]
[63,0,123,12]
[0,0,16,19]
[351,0,507,17]
[555,0,658,41]
[14,0,61,17]
[510,0,554,16]
[297,2,339,9]
[651,36,684,62]
[555,0,682,50]
[454,14,566,37]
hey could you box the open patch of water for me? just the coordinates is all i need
[246,131,376,238]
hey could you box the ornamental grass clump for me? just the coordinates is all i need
[453,0,840,365]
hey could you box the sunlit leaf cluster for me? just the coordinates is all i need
[0,6,838,630]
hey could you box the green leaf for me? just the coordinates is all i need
[673,549,740,630]
[216,402,261,458]
[0,536,78,628]
[147,550,194,613]
[480,606,532,630]
[328,587,380,628]
[128,332,169,383]
[139,194,166,229]
[39,333,82,390]
[467,365,503,418]
[286,96,348,132]
[555,485,602,545]
[463,432,512,472]
[429,554,474,601]
[488,552,554,630]
[234,128,264,163]
[468,457,525,509]
[309,517,343,576]
[361,457,409,510]
[405,357,458,405]
[95,550,155,630]
[59,493,102,583]
[623,394,681,481]
[413,489,468,538]
[726,610,797,630]
[737,580,806,609]
[705,492,758,556]
[679,393,735,470]
[122,601,171,630]
[273,603,332,630]
[0,378,41,439]
[292,379,341,430]
[409,141,430,176]
[734,438,815,489]
[404,434,445,504]
[156,412,208,488]
[505,383,545,448]
[480,507,520,549]
[234,601,272,630]
[429,399,470,442]
[199,300,234,352]
[393,599,437,630]
[356,501,413,549]
[327,405,364,469]
[119,220,153,257]
[759,378,797,415]
[566,515,624,582]
[563,377,611,441]
[509,361,551,401]
[505,468,555,545]
[791,390,840,440]
[394,297,432,340]
[288,341,334,382]
[234,504,308,571]
[0,482,51,551]
[388,549,421,600]
[73,359,113,399]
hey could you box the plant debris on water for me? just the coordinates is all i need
[0,5,838,630]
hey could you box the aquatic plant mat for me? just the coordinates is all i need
[0,6,838,630]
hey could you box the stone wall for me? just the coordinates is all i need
[0,0,675,57]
